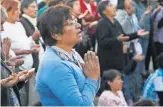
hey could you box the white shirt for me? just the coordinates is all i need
[84,2,92,15]
[1,21,33,70]
[98,90,127,106]
[110,0,118,7]
[154,77,163,91]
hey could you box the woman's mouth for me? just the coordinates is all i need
[77,29,82,37]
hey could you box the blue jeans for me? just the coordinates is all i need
[139,36,149,57]
[122,73,133,105]
[139,36,149,73]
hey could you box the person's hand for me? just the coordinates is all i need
[18,70,29,82]
[26,68,35,79]
[117,34,129,42]
[123,42,128,54]
[18,68,35,82]
[144,7,152,15]
[133,54,145,62]
[0,74,19,88]
[84,12,95,22]
[155,5,162,12]
[89,21,98,28]
[30,44,40,53]
[2,37,11,59]
[137,29,149,37]
[32,31,40,40]
[81,51,100,81]
[79,10,89,19]
[5,56,24,67]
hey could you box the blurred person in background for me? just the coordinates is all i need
[98,69,127,106]
[2,0,40,105]
[132,0,153,78]
[115,0,149,102]
[0,6,35,106]
[20,0,45,71]
[37,0,52,17]
[20,0,44,105]
[143,52,163,105]
[96,0,148,97]
[37,0,64,17]
[1,0,39,71]
[79,0,100,51]
[153,0,163,59]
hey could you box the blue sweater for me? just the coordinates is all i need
[35,47,99,106]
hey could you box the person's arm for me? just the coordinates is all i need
[139,14,148,28]
[115,19,139,41]
[46,63,98,106]
[139,7,152,28]
[12,49,32,55]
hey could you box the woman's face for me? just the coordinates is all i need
[8,3,21,22]
[109,75,123,91]
[72,1,81,17]
[60,17,81,46]
[24,1,38,18]
[104,2,116,17]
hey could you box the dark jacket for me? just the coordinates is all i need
[96,17,138,75]
[20,16,39,71]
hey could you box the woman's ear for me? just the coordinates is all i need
[107,81,111,86]
[51,33,62,41]
[103,10,107,15]
[23,8,28,14]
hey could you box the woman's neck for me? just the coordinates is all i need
[7,18,16,24]
[55,44,73,52]
[106,15,114,23]
[111,89,119,97]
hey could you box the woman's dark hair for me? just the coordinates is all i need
[21,0,36,13]
[156,52,163,70]
[102,69,121,91]
[38,1,46,10]
[48,0,64,7]
[65,0,78,8]
[133,98,157,106]
[97,0,110,17]
[37,4,72,46]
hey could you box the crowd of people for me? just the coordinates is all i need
[0,0,163,106]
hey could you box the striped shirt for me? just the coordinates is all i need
[143,68,163,101]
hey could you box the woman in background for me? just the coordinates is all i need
[98,69,127,106]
